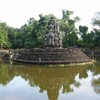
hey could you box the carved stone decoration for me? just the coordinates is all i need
[44,16,62,47]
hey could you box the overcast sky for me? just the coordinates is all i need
[0,0,100,28]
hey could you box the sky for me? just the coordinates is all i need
[0,0,100,28]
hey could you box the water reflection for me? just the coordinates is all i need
[0,63,100,100]
[91,76,100,94]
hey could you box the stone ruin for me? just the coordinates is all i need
[44,16,62,47]
[12,16,92,65]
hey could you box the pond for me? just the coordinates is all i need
[0,62,100,100]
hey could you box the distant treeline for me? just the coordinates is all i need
[0,10,100,49]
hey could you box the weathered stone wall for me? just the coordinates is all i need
[83,50,100,60]
[0,50,10,61]
[13,47,92,64]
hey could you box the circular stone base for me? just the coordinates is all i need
[13,47,92,64]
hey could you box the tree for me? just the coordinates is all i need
[0,22,10,48]
[24,38,36,48]
[7,27,19,48]
[92,28,100,47]
[91,12,100,47]
[92,12,100,27]
[31,14,53,47]
[18,18,37,48]
[86,31,95,48]
[79,25,89,47]
[13,39,23,49]
[59,10,80,47]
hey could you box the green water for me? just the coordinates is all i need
[0,62,100,100]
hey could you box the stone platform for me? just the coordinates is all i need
[13,47,92,64]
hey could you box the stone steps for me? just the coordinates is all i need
[13,47,92,64]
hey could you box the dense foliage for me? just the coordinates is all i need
[0,10,100,49]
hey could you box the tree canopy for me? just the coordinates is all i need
[0,10,100,49]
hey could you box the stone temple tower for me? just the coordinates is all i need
[44,16,62,47]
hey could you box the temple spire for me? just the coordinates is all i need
[44,16,62,47]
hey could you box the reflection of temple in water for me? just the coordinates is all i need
[91,78,100,94]
[91,62,100,94]
[0,64,99,100]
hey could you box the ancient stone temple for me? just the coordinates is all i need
[44,16,62,47]
[12,16,92,65]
